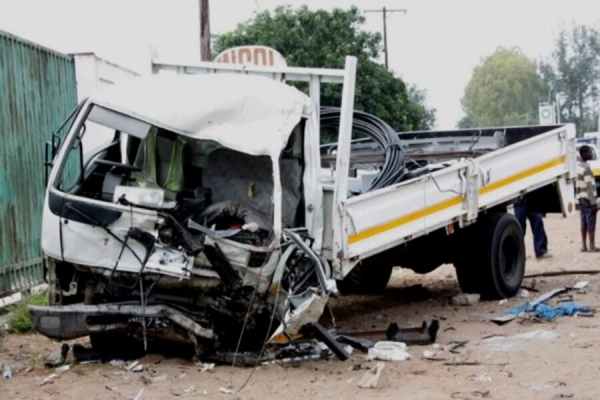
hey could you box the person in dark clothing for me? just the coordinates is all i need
[514,200,550,259]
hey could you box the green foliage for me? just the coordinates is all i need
[214,6,435,140]
[457,115,473,129]
[461,47,543,127]
[541,24,600,134]
[8,294,46,334]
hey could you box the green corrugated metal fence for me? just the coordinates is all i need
[0,30,78,296]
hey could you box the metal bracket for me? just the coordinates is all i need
[461,160,480,227]
[561,129,578,180]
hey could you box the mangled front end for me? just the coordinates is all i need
[32,74,335,361]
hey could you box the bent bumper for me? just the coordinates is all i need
[29,304,214,341]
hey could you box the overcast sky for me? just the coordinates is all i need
[0,0,598,129]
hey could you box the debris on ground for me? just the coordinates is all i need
[125,361,139,371]
[110,359,126,367]
[337,335,375,352]
[44,343,69,367]
[2,364,12,380]
[469,374,492,382]
[571,342,593,349]
[132,365,144,373]
[139,376,151,385]
[466,314,488,323]
[125,361,144,372]
[184,386,196,393]
[573,281,589,291]
[445,341,468,354]
[506,301,591,321]
[527,383,553,391]
[367,341,411,361]
[39,373,58,386]
[422,344,444,360]
[451,293,480,306]
[357,362,390,389]
[338,320,439,348]
[141,374,167,385]
[518,289,531,298]
[478,330,559,352]
[349,363,364,371]
[310,322,351,361]
[530,287,569,305]
[219,387,235,394]
[55,365,70,373]
[218,340,334,367]
[386,320,439,345]
[450,390,490,399]
[196,362,215,372]
[492,287,576,325]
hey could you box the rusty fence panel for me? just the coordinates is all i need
[0,30,78,296]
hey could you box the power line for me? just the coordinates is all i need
[364,7,407,69]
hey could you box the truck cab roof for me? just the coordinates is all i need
[90,73,312,158]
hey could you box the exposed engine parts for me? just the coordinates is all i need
[35,183,337,361]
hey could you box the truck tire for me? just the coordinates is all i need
[336,261,394,294]
[454,212,525,299]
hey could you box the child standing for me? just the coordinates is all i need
[577,145,598,252]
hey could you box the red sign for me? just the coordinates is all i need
[214,45,287,68]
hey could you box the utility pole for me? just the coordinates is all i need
[200,0,211,61]
[364,7,407,69]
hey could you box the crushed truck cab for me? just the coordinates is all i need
[32,64,346,359]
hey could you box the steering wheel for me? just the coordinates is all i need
[94,159,142,172]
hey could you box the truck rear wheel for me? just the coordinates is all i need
[336,261,393,294]
[454,212,525,299]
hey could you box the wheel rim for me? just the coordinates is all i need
[500,235,519,283]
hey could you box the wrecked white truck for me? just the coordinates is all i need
[30,56,577,362]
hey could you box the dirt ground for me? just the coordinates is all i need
[2,214,600,400]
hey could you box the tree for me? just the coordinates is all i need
[457,115,473,129]
[460,47,543,127]
[541,24,600,134]
[407,84,436,131]
[213,6,435,141]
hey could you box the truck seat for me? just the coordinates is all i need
[202,148,303,228]
[133,132,184,187]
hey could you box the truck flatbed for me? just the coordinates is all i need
[322,124,576,268]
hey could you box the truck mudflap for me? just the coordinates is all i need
[29,304,214,342]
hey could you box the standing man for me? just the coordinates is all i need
[514,199,551,259]
[577,145,598,252]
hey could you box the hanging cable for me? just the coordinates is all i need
[320,107,407,191]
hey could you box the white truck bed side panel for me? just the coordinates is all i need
[344,162,465,260]
[340,126,575,274]
[477,127,571,209]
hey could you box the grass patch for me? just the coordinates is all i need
[8,294,46,334]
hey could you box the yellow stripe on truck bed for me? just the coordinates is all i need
[347,157,566,244]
